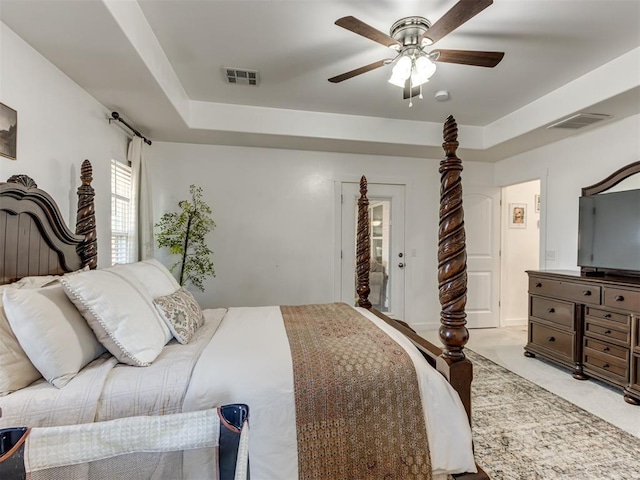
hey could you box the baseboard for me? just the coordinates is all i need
[501,317,528,327]
[411,321,440,331]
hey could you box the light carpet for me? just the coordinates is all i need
[466,350,640,480]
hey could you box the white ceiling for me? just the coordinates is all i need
[2,0,640,161]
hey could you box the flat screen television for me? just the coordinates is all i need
[577,189,640,273]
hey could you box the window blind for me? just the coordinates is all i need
[111,159,135,265]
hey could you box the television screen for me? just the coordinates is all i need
[577,189,640,272]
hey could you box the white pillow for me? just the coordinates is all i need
[61,269,168,367]
[12,275,60,288]
[109,259,180,298]
[3,284,106,388]
[0,286,41,396]
[154,288,205,344]
[108,259,179,343]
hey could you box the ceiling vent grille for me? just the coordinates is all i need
[547,113,611,130]
[223,67,260,86]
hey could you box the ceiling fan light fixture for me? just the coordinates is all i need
[388,54,412,87]
[388,73,407,88]
[412,55,436,86]
[389,52,435,89]
[392,55,412,77]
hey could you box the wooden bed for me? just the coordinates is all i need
[0,115,487,479]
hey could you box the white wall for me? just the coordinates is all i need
[148,142,494,328]
[0,23,128,267]
[495,114,640,272]
[501,180,540,326]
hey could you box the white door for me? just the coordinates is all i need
[340,182,406,319]
[463,186,501,328]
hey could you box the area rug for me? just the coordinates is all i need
[465,350,640,480]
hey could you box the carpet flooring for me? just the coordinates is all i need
[466,350,640,480]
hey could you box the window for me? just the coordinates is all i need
[111,159,135,265]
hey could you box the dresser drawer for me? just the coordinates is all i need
[583,348,628,384]
[584,307,630,327]
[529,277,600,304]
[603,287,640,313]
[583,337,629,361]
[584,318,630,346]
[529,322,573,360]
[530,296,574,329]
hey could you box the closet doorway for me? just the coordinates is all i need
[500,179,541,327]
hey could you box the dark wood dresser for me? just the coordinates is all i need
[525,270,640,405]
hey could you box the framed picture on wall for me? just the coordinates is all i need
[0,102,17,160]
[509,203,527,228]
[535,194,540,212]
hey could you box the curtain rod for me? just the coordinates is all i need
[110,111,152,145]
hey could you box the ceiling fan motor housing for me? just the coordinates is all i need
[390,17,432,47]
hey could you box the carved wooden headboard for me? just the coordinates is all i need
[0,160,97,285]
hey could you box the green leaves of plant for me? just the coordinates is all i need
[155,185,216,292]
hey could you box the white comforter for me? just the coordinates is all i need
[183,305,476,479]
[0,305,475,479]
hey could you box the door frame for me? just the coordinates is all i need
[333,175,412,309]
[498,178,542,328]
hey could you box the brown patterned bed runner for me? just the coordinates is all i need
[281,303,432,479]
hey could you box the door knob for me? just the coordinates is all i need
[398,262,405,269]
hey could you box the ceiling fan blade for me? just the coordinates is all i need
[403,83,421,100]
[328,59,393,83]
[335,16,402,49]
[432,49,504,67]
[422,0,493,45]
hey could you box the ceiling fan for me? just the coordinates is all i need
[328,0,504,103]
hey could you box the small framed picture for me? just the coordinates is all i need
[0,102,17,160]
[535,194,540,213]
[509,203,527,228]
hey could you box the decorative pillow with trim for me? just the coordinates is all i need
[62,269,168,367]
[154,288,205,344]
[3,284,106,388]
[109,258,180,298]
[108,259,181,343]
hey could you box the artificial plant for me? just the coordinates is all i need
[155,185,216,291]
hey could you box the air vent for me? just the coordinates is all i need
[222,67,260,86]
[547,113,611,130]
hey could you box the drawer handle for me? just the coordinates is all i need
[603,347,610,352]
[614,295,624,302]
[547,307,555,313]
[604,330,612,335]
[547,336,555,342]
[602,363,610,369]
[604,314,612,319]
[535,282,542,288]
[582,290,592,296]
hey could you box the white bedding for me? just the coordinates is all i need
[182,305,476,479]
[1,304,475,479]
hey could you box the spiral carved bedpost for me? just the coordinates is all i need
[438,116,469,360]
[356,176,372,309]
[76,160,98,269]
